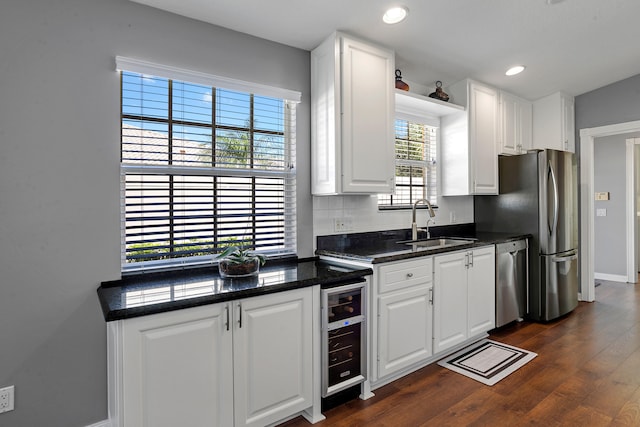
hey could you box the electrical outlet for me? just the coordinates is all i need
[450,211,456,224]
[334,218,353,232]
[0,385,14,413]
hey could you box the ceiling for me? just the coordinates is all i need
[130,0,640,100]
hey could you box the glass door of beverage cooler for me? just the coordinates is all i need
[322,280,366,397]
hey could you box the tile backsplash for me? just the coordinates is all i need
[313,194,474,248]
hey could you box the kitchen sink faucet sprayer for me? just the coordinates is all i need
[412,199,436,240]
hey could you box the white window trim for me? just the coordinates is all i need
[115,56,302,103]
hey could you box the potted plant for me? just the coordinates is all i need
[214,246,266,278]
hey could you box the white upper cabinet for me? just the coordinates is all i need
[532,91,575,153]
[311,32,395,195]
[498,90,532,155]
[441,79,499,195]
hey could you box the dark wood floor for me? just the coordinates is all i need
[281,278,640,426]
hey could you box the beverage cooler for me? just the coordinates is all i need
[321,280,367,397]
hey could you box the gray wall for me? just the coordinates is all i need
[575,73,640,285]
[0,1,311,426]
[575,73,640,130]
[593,133,640,276]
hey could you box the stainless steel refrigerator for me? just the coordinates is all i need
[475,149,579,321]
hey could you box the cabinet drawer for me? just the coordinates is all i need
[378,258,432,294]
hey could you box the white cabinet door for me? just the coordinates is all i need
[499,91,519,155]
[233,288,313,427]
[341,36,395,194]
[120,303,233,427]
[311,32,395,195]
[467,246,496,336]
[469,82,499,194]
[441,79,498,195]
[433,251,469,354]
[434,246,496,355]
[532,92,575,153]
[499,91,532,155]
[377,286,432,378]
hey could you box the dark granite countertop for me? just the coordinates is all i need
[97,257,372,322]
[316,224,530,264]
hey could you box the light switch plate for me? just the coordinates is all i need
[595,192,610,201]
[596,208,607,217]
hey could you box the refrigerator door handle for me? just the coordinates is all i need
[551,253,578,263]
[548,160,559,236]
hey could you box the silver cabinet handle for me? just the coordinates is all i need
[469,252,474,267]
[429,288,433,304]
[225,304,230,331]
[237,302,242,328]
[406,272,413,278]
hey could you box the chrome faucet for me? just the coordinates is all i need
[411,199,436,240]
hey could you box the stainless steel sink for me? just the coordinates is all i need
[401,237,475,250]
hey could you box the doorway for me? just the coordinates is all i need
[580,121,640,302]
[625,138,640,280]
[633,140,640,273]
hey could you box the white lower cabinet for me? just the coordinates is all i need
[323,244,498,390]
[467,247,497,337]
[433,246,496,354]
[374,257,433,380]
[116,302,233,427]
[109,287,314,427]
[377,286,432,378]
[432,251,468,354]
[233,290,313,427]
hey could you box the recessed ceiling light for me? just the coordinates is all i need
[383,6,409,24]
[505,65,526,76]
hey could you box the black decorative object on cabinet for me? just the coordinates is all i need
[429,81,449,102]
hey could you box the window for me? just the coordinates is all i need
[378,118,437,208]
[118,58,299,271]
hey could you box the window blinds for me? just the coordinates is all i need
[378,119,438,207]
[119,64,299,271]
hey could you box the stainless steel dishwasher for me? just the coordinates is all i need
[496,239,528,327]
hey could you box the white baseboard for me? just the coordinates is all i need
[86,420,110,427]
[594,272,628,283]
